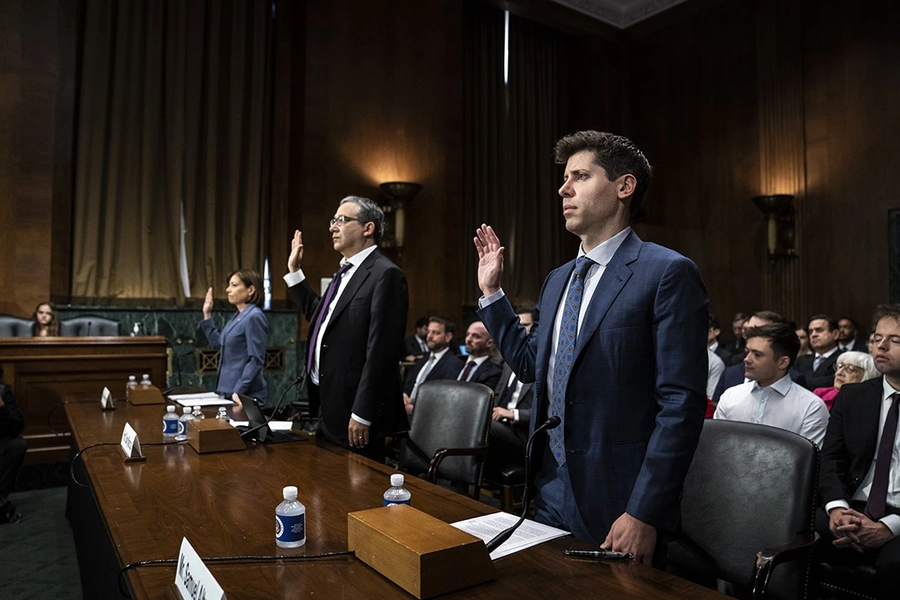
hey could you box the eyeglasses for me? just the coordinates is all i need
[329,216,362,228]
[833,363,861,374]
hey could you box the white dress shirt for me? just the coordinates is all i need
[707,349,725,399]
[825,378,900,536]
[283,244,378,425]
[714,374,830,447]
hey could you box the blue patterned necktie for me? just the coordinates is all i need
[549,256,594,465]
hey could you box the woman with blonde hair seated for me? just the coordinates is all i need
[813,351,878,410]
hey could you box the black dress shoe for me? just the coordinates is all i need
[0,498,22,524]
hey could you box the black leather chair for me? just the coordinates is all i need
[0,313,34,337]
[396,380,494,499]
[59,315,120,336]
[666,420,820,600]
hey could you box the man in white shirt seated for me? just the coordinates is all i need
[714,322,829,446]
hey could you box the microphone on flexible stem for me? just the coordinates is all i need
[240,375,306,442]
[86,321,92,336]
[484,415,561,553]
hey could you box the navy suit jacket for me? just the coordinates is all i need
[200,304,268,403]
[478,231,708,539]
[288,249,408,447]
[819,377,885,506]
[403,351,466,395]
[460,358,502,390]
[796,350,843,391]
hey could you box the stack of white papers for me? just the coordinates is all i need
[168,392,234,407]
[451,512,570,560]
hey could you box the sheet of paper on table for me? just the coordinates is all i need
[168,392,234,407]
[228,420,295,431]
[451,512,570,560]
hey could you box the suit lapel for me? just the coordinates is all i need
[574,232,640,357]
[324,250,378,328]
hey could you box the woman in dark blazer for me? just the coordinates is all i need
[200,270,269,405]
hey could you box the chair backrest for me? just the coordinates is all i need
[400,380,493,487]
[59,315,120,336]
[0,313,35,337]
[671,419,819,600]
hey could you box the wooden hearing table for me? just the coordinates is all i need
[65,401,727,599]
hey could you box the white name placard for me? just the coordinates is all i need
[175,537,226,600]
[100,386,115,410]
[119,422,144,462]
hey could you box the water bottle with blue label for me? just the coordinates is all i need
[383,474,411,506]
[276,486,306,548]
[162,405,179,439]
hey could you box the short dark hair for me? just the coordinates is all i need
[838,316,859,329]
[515,306,537,320]
[733,312,750,322]
[228,269,265,307]
[808,314,838,331]
[553,131,652,219]
[340,196,384,245]
[414,316,429,328]
[709,313,721,330]
[871,304,900,332]
[745,323,801,369]
[427,316,455,336]
[752,310,786,325]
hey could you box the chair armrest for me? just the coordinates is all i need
[426,445,489,482]
[751,531,818,600]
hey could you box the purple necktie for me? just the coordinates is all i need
[865,393,900,521]
[306,262,352,374]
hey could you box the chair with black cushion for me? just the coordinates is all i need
[0,313,35,337]
[59,315,120,336]
[666,419,820,600]
[816,557,877,599]
[396,380,493,500]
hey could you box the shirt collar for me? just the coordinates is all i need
[340,244,378,269]
[754,373,792,397]
[816,346,839,360]
[577,227,632,267]
[430,347,450,361]
[882,377,900,401]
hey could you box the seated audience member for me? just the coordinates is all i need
[402,317,465,416]
[837,317,869,353]
[792,321,812,357]
[0,367,26,524]
[403,316,429,362]
[488,309,536,465]
[868,330,878,355]
[723,312,750,365]
[456,321,502,389]
[817,304,900,600]
[714,323,829,446]
[712,310,799,404]
[31,302,58,337]
[708,313,733,365]
[814,351,879,410]
[707,348,725,400]
[796,315,844,391]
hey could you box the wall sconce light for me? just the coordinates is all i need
[379,181,422,252]
[752,194,796,259]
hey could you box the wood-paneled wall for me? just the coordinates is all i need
[3,0,898,336]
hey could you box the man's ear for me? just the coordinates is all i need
[617,174,637,199]
[776,354,791,371]
[362,221,375,238]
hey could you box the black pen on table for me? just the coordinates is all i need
[563,549,634,560]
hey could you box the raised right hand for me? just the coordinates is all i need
[474,224,505,296]
[202,287,214,319]
[288,230,304,273]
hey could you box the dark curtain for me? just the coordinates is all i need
[463,3,566,308]
[72,0,274,302]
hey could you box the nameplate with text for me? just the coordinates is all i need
[119,422,145,462]
[175,537,226,600]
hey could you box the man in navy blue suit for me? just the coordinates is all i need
[474,131,708,565]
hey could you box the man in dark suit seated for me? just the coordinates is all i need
[402,317,465,416]
[795,314,843,390]
[456,321,502,390]
[817,304,900,600]
[837,317,869,353]
[707,313,733,366]
[403,316,429,362]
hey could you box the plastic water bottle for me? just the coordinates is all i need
[140,373,152,389]
[162,405,179,439]
[191,405,205,420]
[175,406,194,441]
[126,375,138,399]
[275,486,306,548]
[383,474,411,506]
[216,407,228,421]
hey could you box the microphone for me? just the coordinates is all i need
[86,321,92,336]
[484,415,561,553]
[240,375,305,441]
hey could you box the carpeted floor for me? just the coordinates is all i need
[0,486,82,600]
